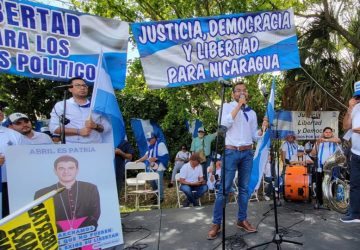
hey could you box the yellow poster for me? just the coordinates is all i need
[0,198,58,249]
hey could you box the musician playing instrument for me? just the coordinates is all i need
[310,127,341,208]
[290,146,314,165]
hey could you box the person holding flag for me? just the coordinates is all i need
[49,77,109,144]
[207,81,268,240]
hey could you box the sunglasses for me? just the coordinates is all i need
[354,96,360,100]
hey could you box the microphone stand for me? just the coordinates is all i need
[213,78,232,250]
[248,96,302,250]
[60,89,68,144]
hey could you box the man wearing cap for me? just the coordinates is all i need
[190,127,217,181]
[49,77,108,144]
[7,113,52,145]
[207,81,268,239]
[135,132,169,203]
[179,153,208,207]
[342,81,360,223]
[281,133,298,166]
[310,127,341,208]
[0,126,23,217]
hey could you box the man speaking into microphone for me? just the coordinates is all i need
[208,81,268,239]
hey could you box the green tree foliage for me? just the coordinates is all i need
[0,75,64,122]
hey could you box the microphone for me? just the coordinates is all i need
[218,77,232,87]
[52,84,73,90]
[260,84,268,98]
[240,94,246,110]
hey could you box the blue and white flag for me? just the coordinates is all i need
[272,111,293,139]
[0,0,129,89]
[131,8,300,89]
[185,119,203,138]
[248,78,276,195]
[91,50,126,147]
[130,119,167,156]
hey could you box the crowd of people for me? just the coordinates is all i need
[1,78,360,242]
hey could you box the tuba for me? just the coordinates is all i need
[322,146,349,214]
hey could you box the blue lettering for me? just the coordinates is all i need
[0,50,11,69]
[59,39,70,56]
[5,1,19,26]
[36,35,46,53]
[18,31,29,50]
[51,11,65,35]
[20,4,35,29]
[66,14,80,37]
[17,53,29,72]
[0,1,4,23]
[36,7,50,32]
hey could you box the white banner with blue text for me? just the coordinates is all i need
[131,8,300,89]
[0,0,129,89]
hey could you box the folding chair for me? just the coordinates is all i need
[124,162,146,202]
[175,173,201,207]
[129,172,160,210]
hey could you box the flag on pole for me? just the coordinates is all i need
[91,50,126,147]
[130,118,167,156]
[0,188,62,249]
[185,119,203,138]
[248,78,276,195]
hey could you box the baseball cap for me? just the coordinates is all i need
[353,81,360,97]
[198,127,205,132]
[8,113,29,123]
[146,132,156,140]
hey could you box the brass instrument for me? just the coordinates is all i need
[322,146,349,214]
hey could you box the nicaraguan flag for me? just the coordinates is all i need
[272,111,293,139]
[91,50,125,147]
[130,119,167,156]
[248,78,276,195]
[185,119,203,138]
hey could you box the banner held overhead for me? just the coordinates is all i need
[0,0,129,89]
[131,8,300,89]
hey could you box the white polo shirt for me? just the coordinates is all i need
[179,162,203,183]
[49,97,109,143]
[221,101,260,146]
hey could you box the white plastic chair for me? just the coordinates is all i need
[175,173,201,207]
[129,172,160,210]
[124,162,146,202]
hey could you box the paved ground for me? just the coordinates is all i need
[119,200,360,250]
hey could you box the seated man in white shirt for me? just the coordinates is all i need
[179,153,208,207]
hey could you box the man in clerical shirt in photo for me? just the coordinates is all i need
[34,155,100,233]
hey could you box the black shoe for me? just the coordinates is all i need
[168,183,174,188]
[193,201,200,207]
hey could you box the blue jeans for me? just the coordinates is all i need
[150,170,164,200]
[212,149,253,224]
[180,184,208,204]
[349,152,360,218]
